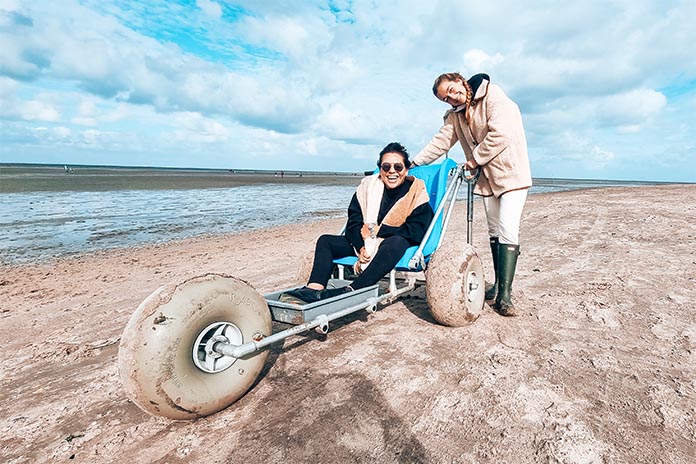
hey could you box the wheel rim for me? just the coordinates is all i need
[466,270,482,303]
[192,321,243,373]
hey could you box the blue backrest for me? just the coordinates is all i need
[395,157,457,266]
[408,158,457,212]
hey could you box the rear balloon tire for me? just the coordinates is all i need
[425,241,486,326]
[118,273,272,420]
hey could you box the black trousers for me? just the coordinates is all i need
[308,234,411,290]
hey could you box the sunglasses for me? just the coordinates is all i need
[379,162,405,173]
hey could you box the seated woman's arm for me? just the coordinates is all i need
[345,194,365,253]
[377,203,434,245]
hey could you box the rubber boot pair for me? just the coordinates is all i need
[493,243,520,317]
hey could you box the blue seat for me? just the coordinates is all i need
[334,158,457,272]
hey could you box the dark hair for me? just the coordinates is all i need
[377,142,411,168]
[432,72,464,95]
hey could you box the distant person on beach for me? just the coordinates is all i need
[283,142,434,303]
[411,72,532,316]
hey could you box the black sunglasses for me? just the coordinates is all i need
[379,162,405,173]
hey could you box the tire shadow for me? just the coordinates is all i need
[227,372,435,463]
[396,286,438,324]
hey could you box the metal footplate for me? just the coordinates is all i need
[264,279,379,325]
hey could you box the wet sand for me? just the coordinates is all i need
[0,165,364,193]
[1,185,695,463]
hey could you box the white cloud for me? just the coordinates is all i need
[598,88,667,126]
[53,126,71,137]
[20,100,60,121]
[463,49,505,71]
[0,80,61,122]
[590,146,616,165]
[196,0,221,19]
[83,129,102,144]
[0,1,320,134]
[319,104,382,145]
[297,137,319,156]
[165,112,231,143]
[616,124,641,134]
[239,14,331,64]
[0,0,695,180]
[72,99,97,126]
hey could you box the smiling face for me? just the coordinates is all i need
[379,151,408,189]
[435,78,468,107]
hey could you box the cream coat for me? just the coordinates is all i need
[413,79,532,197]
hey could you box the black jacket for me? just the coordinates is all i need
[344,178,434,252]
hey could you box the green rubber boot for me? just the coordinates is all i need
[494,243,520,316]
[484,237,499,301]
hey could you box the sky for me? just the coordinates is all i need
[1,0,695,182]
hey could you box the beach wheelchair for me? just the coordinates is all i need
[118,159,486,420]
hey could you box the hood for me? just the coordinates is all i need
[468,73,490,101]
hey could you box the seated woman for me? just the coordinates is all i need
[284,142,434,303]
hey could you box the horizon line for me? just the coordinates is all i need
[0,161,691,185]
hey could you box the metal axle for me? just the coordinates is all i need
[213,281,416,360]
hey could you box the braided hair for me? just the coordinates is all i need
[432,72,473,122]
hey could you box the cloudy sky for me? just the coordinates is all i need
[1,0,694,181]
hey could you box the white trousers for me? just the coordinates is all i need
[482,189,528,245]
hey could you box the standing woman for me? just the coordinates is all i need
[412,73,532,316]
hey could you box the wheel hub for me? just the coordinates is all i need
[466,270,482,303]
[193,321,243,373]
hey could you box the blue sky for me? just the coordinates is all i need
[1,0,694,182]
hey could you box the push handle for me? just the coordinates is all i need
[462,166,480,245]
[463,166,480,183]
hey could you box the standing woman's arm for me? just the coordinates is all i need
[412,114,458,166]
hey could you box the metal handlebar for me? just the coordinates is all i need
[461,165,480,245]
[463,166,480,184]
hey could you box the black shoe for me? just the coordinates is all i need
[317,286,353,300]
[282,286,322,303]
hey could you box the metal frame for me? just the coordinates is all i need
[211,163,478,360]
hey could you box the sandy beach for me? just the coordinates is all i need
[1,185,695,463]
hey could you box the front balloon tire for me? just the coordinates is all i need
[118,273,272,420]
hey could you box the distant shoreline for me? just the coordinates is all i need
[2,162,690,184]
[0,162,365,177]
[1,162,688,194]
[0,163,365,193]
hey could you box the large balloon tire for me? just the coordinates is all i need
[118,273,272,420]
[425,241,486,326]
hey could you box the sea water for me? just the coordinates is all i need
[0,167,664,264]
[0,183,357,264]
